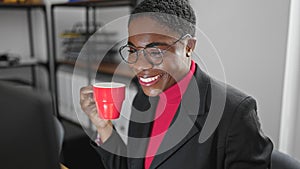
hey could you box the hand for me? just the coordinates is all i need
[80,85,113,142]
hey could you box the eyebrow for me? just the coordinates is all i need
[127,41,169,48]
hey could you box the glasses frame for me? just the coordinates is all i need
[119,34,192,65]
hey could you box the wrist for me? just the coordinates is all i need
[97,123,113,143]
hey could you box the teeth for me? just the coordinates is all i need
[140,75,160,83]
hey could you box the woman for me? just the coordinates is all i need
[80,0,273,168]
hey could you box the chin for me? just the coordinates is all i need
[142,87,163,97]
[139,74,175,97]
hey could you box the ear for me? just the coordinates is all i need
[186,37,197,57]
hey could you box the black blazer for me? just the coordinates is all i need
[92,65,273,169]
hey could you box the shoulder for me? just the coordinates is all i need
[210,80,261,147]
[209,78,258,126]
[193,66,258,126]
[224,84,257,112]
[193,65,256,115]
[199,71,259,136]
[202,78,273,168]
[199,70,257,117]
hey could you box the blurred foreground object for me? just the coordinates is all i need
[0,82,61,169]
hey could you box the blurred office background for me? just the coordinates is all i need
[0,0,299,167]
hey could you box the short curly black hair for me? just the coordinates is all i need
[129,0,196,36]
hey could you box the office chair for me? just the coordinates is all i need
[0,80,64,156]
[0,81,62,169]
[272,150,300,169]
[53,116,64,154]
[0,80,65,154]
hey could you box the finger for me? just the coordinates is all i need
[80,86,94,100]
[82,102,96,114]
[81,102,96,116]
[89,107,111,124]
[80,99,91,109]
[90,112,111,128]
[86,107,112,129]
[80,93,95,105]
[89,107,99,120]
[88,96,95,104]
[80,86,93,94]
[80,92,93,102]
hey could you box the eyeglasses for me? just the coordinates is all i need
[119,34,191,65]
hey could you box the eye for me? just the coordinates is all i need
[150,51,161,55]
[147,48,162,56]
[127,47,137,53]
[151,52,162,59]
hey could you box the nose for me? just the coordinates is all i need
[130,50,153,72]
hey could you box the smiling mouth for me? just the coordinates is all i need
[138,74,163,86]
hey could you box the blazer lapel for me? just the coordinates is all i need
[127,89,159,169]
[150,66,211,169]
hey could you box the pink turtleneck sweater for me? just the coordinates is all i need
[144,61,196,169]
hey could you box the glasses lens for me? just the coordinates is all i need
[145,47,163,65]
[120,46,137,64]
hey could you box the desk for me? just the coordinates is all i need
[61,164,69,169]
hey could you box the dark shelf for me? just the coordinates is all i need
[0,78,33,86]
[0,2,45,9]
[60,31,118,38]
[0,59,37,69]
[0,59,50,70]
[51,0,134,8]
[56,59,134,78]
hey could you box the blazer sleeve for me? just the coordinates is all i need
[91,129,128,169]
[224,96,273,169]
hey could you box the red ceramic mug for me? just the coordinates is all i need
[93,82,126,119]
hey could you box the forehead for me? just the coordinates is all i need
[128,33,177,46]
[128,16,179,38]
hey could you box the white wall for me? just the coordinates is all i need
[190,0,290,149]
